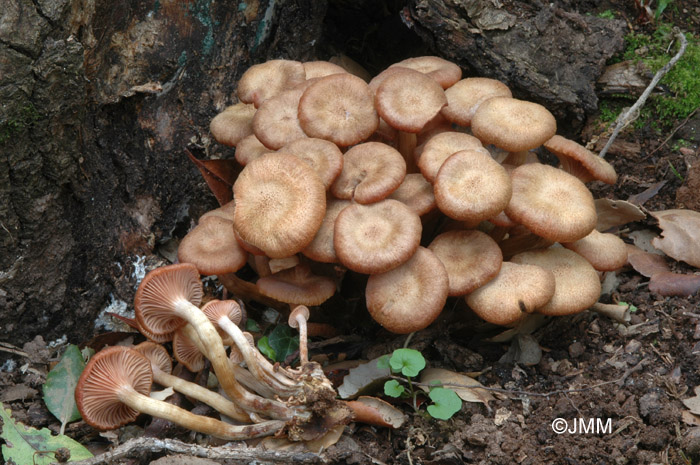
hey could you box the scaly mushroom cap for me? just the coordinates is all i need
[177,216,247,276]
[256,263,336,306]
[375,68,447,133]
[543,135,618,185]
[505,163,597,243]
[252,88,307,150]
[330,142,406,204]
[441,78,512,127]
[388,56,462,89]
[511,247,601,316]
[75,346,153,430]
[366,247,448,334]
[471,97,556,152]
[561,229,628,272]
[209,103,257,147]
[134,263,204,336]
[418,131,487,183]
[334,199,422,274]
[428,230,503,296]
[298,73,378,146]
[302,198,351,263]
[387,173,436,216]
[282,137,344,190]
[466,262,556,326]
[134,341,173,375]
[237,59,306,108]
[233,152,326,259]
[434,149,513,224]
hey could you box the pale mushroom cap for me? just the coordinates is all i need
[302,61,348,79]
[441,78,512,126]
[471,97,557,152]
[256,263,336,306]
[366,247,448,334]
[202,300,244,326]
[334,199,422,274]
[511,247,601,316]
[177,216,247,276]
[330,142,406,204]
[543,135,618,185]
[237,59,306,108]
[134,263,204,336]
[134,341,173,375]
[418,131,487,183]
[561,229,628,271]
[199,199,236,222]
[75,346,153,430]
[282,137,344,189]
[466,262,556,326]
[234,134,268,166]
[298,73,379,146]
[505,163,597,243]
[387,173,436,216]
[434,149,513,224]
[428,230,503,296]
[233,152,326,259]
[302,198,351,263]
[288,305,311,328]
[375,68,447,133]
[389,56,462,89]
[252,88,307,150]
[209,103,257,147]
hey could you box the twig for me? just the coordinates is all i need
[643,107,699,159]
[599,28,689,159]
[0,342,29,358]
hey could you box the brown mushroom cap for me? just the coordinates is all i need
[561,229,628,271]
[237,59,306,108]
[428,230,503,296]
[511,247,601,316]
[366,247,448,334]
[298,73,379,146]
[441,78,512,127]
[302,198,351,263]
[288,305,311,328]
[173,327,206,372]
[234,134,268,166]
[418,131,487,183]
[209,103,257,147]
[387,173,436,216]
[302,61,348,79]
[134,263,204,336]
[256,263,336,306]
[201,299,244,327]
[375,68,447,133]
[177,216,247,276]
[199,199,237,222]
[334,199,422,274]
[466,262,556,326]
[233,152,326,259]
[282,137,344,190]
[252,88,307,150]
[471,97,557,152]
[134,341,173,375]
[330,142,406,204]
[388,56,462,89]
[505,163,597,243]
[434,149,513,224]
[75,346,153,430]
[543,135,618,185]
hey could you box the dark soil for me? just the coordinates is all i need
[2,1,700,464]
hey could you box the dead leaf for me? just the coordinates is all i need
[627,180,667,206]
[337,356,391,399]
[345,396,407,428]
[499,334,542,366]
[628,230,665,255]
[186,150,240,206]
[305,424,345,453]
[0,385,38,403]
[648,271,700,296]
[683,388,700,415]
[150,387,174,401]
[595,199,646,231]
[682,410,700,426]
[626,245,670,277]
[651,209,700,268]
[419,368,495,406]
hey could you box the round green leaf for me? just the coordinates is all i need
[383,379,405,398]
[426,387,462,420]
[389,348,426,377]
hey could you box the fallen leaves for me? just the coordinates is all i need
[651,209,700,267]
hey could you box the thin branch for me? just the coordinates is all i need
[599,28,688,159]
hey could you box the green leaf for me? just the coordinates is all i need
[42,344,85,434]
[1,404,93,464]
[383,379,405,398]
[245,318,261,332]
[389,348,426,378]
[267,324,299,363]
[426,387,462,420]
[375,354,391,371]
[257,336,276,361]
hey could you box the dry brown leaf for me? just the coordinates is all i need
[683,387,700,415]
[346,396,407,428]
[186,150,241,206]
[649,271,700,296]
[305,424,345,453]
[651,209,700,268]
[595,199,646,231]
[626,245,670,277]
[419,367,495,406]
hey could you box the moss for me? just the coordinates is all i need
[0,103,42,145]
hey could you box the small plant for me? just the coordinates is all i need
[596,10,616,19]
[380,348,462,420]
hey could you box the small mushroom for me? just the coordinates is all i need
[441,77,512,127]
[209,103,257,147]
[237,59,306,108]
[389,56,462,89]
[543,135,618,185]
[177,216,247,276]
[288,305,311,364]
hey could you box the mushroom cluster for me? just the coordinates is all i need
[76,263,351,441]
[190,56,625,332]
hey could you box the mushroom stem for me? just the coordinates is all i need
[116,385,285,440]
[397,131,418,174]
[590,302,631,324]
[288,305,311,364]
